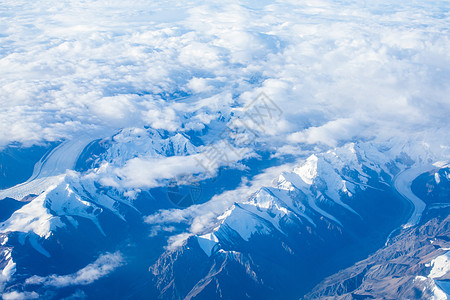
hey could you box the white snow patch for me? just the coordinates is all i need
[220,205,271,241]
[196,233,219,257]
[435,173,441,184]
[0,251,16,293]
[294,155,318,185]
[0,183,65,238]
[429,251,450,279]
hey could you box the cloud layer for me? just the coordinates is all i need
[1,0,449,152]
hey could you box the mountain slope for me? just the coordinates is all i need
[148,142,445,299]
[0,131,448,299]
[304,167,450,299]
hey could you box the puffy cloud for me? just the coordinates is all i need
[107,142,252,189]
[1,0,449,257]
[2,291,39,300]
[166,233,193,251]
[187,77,213,93]
[114,155,206,188]
[288,118,369,147]
[1,0,448,152]
[24,252,123,288]
[89,95,139,125]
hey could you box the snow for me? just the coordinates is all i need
[0,250,16,293]
[287,146,367,220]
[0,0,448,296]
[243,190,289,234]
[277,171,339,224]
[1,259,16,282]
[429,251,450,279]
[435,281,450,299]
[196,233,219,257]
[419,251,450,299]
[415,276,448,300]
[0,127,203,241]
[158,140,449,252]
[433,161,449,168]
[219,205,271,241]
[0,184,65,238]
[294,155,318,185]
[266,187,315,225]
[0,136,100,201]
[393,165,433,227]
[28,235,51,258]
[312,195,343,227]
[435,173,441,184]
[201,185,316,246]
[0,170,126,239]
[147,138,450,255]
[102,128,196,166]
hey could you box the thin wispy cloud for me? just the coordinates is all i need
[25,252,123,288]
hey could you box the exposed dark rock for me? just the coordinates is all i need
[304,212,450,299]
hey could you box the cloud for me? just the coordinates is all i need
[288,118,369,147]
[100,139,253,189]
[187,77,213,93]
[89,95,139,126]
[166,233,193,251]
[114,155,208,188]
[1,0,450,253]
[2,291,39,300]
[0,0,448,152]
[25,252,123,288]
[145,161,300,248]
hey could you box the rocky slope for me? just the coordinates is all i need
[304,167,450,300]
[147,143,444,299]
[0,129,448,299]
[304,211,450,300]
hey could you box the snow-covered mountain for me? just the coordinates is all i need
[0,124,449,299]
[1,0,449,298]
[305,168,450,299]
[192,142,443,253]
[146,140,449,299]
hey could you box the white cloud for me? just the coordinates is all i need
[0,0,449,245]
[2,291,39,300]
[145,161,300,248]
[109,142,252,189]
[114,155,207,188]
[166,233,193,251]
[187,77,213,93]
[0,0,448,152]
[0,0,449,267]
[89,95,139,125]
[24,252,123,288]
[288,118,369,147]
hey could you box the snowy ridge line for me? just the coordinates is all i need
[185,142,450,255]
